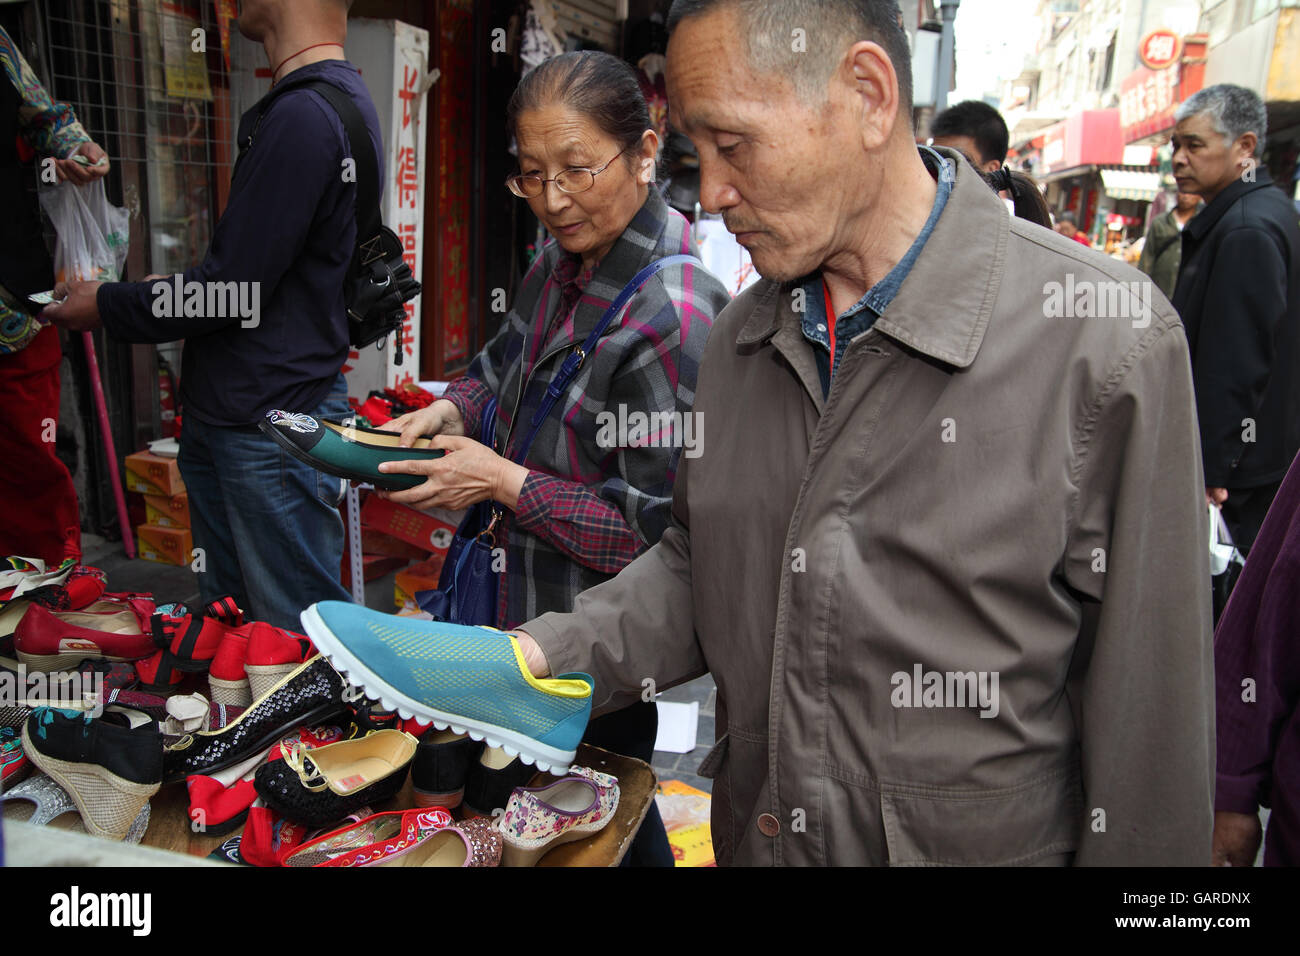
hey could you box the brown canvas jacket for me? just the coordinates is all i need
[525,150,1215,866]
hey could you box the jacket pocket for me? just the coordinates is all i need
[698,734,733,865]
[881,763,1082,866]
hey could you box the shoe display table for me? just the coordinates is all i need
[5,745,657,867]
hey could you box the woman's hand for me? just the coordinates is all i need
[55,141,110,184]
[382,398,466,447]
[379,434,529,511]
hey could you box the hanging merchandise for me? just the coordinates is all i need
[521,0,564,72]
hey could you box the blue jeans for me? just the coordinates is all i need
[178,376,353,629]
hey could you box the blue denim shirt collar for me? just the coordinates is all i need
[800,146,953,350]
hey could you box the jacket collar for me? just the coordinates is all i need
[738,146,1005,370]
[1183,167,1277,241]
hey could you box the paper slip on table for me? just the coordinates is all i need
[2,744,657,867]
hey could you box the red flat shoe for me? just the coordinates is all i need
[14,595,157,670]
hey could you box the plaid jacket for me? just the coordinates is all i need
[443,188,730,627]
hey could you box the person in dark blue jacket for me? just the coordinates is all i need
[45,0,378,629]
[1171,83,1300,556]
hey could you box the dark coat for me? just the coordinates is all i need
[1215,451,1300,865]
[1172,169,1300,489]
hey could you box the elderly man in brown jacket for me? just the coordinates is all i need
[515,0,1214,865]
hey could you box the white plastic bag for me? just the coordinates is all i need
[37,179,129,283]
[1209,503,1245,577]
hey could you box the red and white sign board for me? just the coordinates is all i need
[1120,64,1182,143]
[1139,30,1183,71]
[343,19,431,394]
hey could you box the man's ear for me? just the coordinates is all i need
[845,40,898,150]
[1235,132,1258,167]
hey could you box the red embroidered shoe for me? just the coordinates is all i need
[13,595,157,671]
[285,807,455,867]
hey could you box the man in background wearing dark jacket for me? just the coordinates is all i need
[1171,83,1300,554]
[44,0,378,628]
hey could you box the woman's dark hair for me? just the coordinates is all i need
[507,51,651,162]
[983,166,1052,229]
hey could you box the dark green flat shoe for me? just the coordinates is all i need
[259,410,445,491]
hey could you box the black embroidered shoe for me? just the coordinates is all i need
[162,656,347,783]
[253,728,417,827]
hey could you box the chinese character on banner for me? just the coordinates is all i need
[396,146,419,208]
[342,348,359,376]
[400,65,420,129]
[1146,34,1175,65]
[402,301,416,361]
[398,221,418,273]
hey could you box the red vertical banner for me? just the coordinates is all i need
[432,0,474,377]
[213,0,238,71]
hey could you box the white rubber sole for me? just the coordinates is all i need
[299,605,576,775]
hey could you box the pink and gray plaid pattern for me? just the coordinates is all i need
[443,189,730,627]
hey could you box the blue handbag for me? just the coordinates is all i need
[417,254,700,625]
[417,397,502,625]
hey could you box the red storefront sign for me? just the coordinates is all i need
[1037,110,1124,176]
[1121,65,1181,143]
[1139,29,1183,70]
[1121,33,1208,143]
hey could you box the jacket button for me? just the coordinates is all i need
[757,812,781,837]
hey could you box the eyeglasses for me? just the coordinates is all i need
[506,149,628,199]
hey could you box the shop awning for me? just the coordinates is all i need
[1100,168,1161,201]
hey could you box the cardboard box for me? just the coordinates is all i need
[361,527,428,560]
[360,494,459,553]
[124,450,186,497]
[394,554,449,610]
[136,524,194,567]
[144,492,190,529]
[340,552,408,586]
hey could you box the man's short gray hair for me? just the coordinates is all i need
[667,0,912,119]
[1175,83,1267,157]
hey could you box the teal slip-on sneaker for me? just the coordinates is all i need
[259,410,445,491]
[299,602,593,774]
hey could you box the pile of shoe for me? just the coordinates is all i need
[0,555,352,848]
[4,564,624,868]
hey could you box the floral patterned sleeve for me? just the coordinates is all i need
[0,26,91,159]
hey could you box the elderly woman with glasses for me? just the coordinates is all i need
[379,51,730,865]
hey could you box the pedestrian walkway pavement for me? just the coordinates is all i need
[651,674,716,795]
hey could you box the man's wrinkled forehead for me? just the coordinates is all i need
[666,12,782,132]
